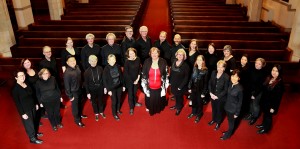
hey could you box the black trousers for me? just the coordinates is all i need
[111,87,122,116]
[43,100,61,127]
[191,91,203,116]
[249,93,262,118]
[262,109,273,132]
[90,87,104,114]
[71,97,81,123]
[21,108,37,139]
[211,99,225,124]
[127,84,138,109]
[175,94,184,110]
[225,111,236,138]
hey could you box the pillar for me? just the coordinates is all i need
[0,0,15,57]
[12,0,34,29]
[47,0,64,20]
[247,0,263,22]
[289,3,300,62]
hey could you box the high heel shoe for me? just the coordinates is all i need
[208,120,215,126]
[214,123,220,131]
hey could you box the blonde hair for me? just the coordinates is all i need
[139,26,148,32]
[159,31,167,36]
[85,33,95,40]
[256,58,266,67]
[223,45,233,54]
[43,46,51,53]
[149,47,160,56]
[194,55,207,70]
[107,54,116,61]
[125,26,133,31]
[174,34,181,39]
[88,55,98,62]
[38,68,50,79]
[175,48,187,60]
[217,60,227,68]
[106,33,116,40]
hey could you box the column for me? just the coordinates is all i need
[0,0,15,57]
[247,0,263,22]
[289,3,300,62]
[47,0,64,20]
[78,0,89,3]
[12,0,34,29]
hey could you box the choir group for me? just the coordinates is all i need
[12,25,284,144]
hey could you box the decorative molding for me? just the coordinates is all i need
[272,0,296,11]
[14,5,31,11]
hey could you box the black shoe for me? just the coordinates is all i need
[222,131,228,135]
[36,132,43,137]
[95,115,99,121]
[129,109,134,115]
[53,126,58,131]
[256,124,264,129]
[220,135,229,140]
[187,113,194,119]
[76,122,85,127]
[117,111,123,115]
[135,102,142,107]
[249,118,257,125]
[100,113,106,119]
[81,115,88,119]
[57,124,63,128]
[257,129,267,134]
[244,114,253,120]
[30,137,43,144]
[214,123,220,131]
[194,116,201,123]
[175,110,181,116]
[170,106,176,110]
[113,115,120,121]
[208,120,215,126]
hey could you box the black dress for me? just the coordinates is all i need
[61,47,81,69]
[223,56,236,75]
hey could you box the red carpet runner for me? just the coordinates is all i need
[0,0,299,148]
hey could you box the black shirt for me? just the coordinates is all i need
[61,47,81,68]
[249,67,267,97]
[170,43,185,64]
[124,57,141,87]
[35,76,61,103]
[170,61,190,95]
[103,64,124,91]
[204,52,219,76]
[208,70,230,100]
[121,36,135,64]
[101,43,122,66]
[84,66,103,93]
[135,36,152,63]
[223,56,236,75]
[225,83,243,116]
[81,44,101,70]
[188,67,209,95]
[63,65,82,99]
[187,51,200,70]
[39,57,59,79]
[12,83,35,115]
[153,40,172,61]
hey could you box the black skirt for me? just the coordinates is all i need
[145,88,167,116]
